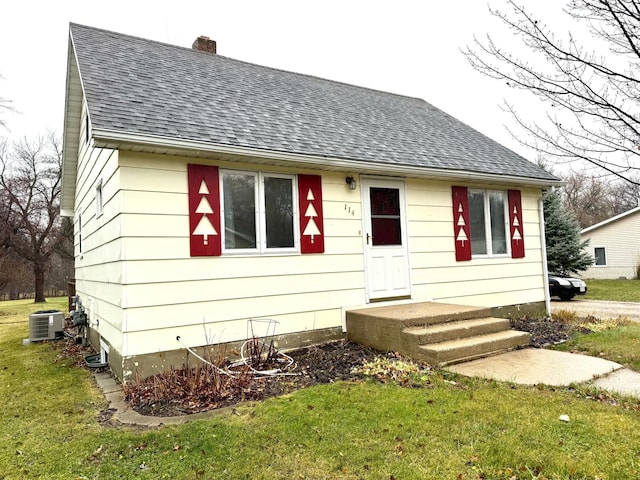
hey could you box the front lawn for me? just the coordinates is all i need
[583,278,640,302]
[553,323,640,371]
[2,298,640,479]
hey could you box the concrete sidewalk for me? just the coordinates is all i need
[446,348,640,397]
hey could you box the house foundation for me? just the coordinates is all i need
[95,327,344,383]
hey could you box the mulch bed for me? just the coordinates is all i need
[510,316,591,348]
[65,316,584,418]
[124,340,379,417]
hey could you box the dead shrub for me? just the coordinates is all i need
[123,349,262,415]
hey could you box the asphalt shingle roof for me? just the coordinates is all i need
[69,23,558,182]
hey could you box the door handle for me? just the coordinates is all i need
[366,233,370,245]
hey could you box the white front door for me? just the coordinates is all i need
[362,178,411,301]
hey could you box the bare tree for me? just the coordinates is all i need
[610,173,640,209]
[561,169,640,227]
[0,74,13,131]
[0,134,65,302]
[0,250,32,300]
[464,0,640,185]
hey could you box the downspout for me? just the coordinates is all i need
[539,194,552,317]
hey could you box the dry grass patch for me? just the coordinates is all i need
[553,309,631,331]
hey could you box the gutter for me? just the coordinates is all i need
[539,196,552,317]
[92,129,563,188]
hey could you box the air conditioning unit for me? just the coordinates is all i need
[29,310,65,342]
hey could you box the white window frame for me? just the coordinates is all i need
[220,169,299,255]
[594,246,607,266]
[468,188,510,258]
[85,114,90,146]
[77,212,82,255]
[95,180,103,218]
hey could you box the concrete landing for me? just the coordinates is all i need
[348,301,492,324]
[445,348,622,387]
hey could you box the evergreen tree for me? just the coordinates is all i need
[543,189,593,276]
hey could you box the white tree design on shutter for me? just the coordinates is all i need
[192,179,218,246]
[456,204,468,245]
[302,188,321,243]
[511,205,522,243]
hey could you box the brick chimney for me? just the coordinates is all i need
[192,36,217,54]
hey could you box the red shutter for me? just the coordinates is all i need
[452,186,472,261]
[508,190,525,258]
[298,174,324,254]
[188,164,221,256]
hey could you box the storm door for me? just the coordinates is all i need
[361,178,411,300]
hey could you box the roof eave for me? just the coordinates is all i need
[581,205,640,234]
[61,32,83,216]
[93,129,563,188]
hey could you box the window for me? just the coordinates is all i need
[594,247,607,266]
[95,181,103,217]
[78,213,82,255]
[370,187,401,246]
[468,189,508,256]
[223,172,257,249]
[221,170,297,253]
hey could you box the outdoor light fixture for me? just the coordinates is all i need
[345,176,357,190]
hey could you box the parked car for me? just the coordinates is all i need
[548,274,587,301]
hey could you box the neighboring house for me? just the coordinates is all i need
[61,24,561,381]
[580,206,640,279]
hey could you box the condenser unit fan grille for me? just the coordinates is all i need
[29,310,65,342]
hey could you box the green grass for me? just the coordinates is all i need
[0,298,107,480]
[553,323,640,371]
[583,278,640,302]
[3,298,640,479]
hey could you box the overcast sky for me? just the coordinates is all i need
[1,0,566,162]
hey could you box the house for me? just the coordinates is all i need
[61,23,561,381]
[580,206,640,279]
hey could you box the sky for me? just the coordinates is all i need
[0,0,566,163]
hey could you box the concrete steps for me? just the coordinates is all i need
[403,317,511,344]
[418,329,531,366]
[346,302,530,366]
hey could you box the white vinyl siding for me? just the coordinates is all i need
[407,180,545,307]
[581,211,640,279]
[115,153,362,357]
[73,98,124,349]
[74,145,548,367]
[114,164,547,357]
